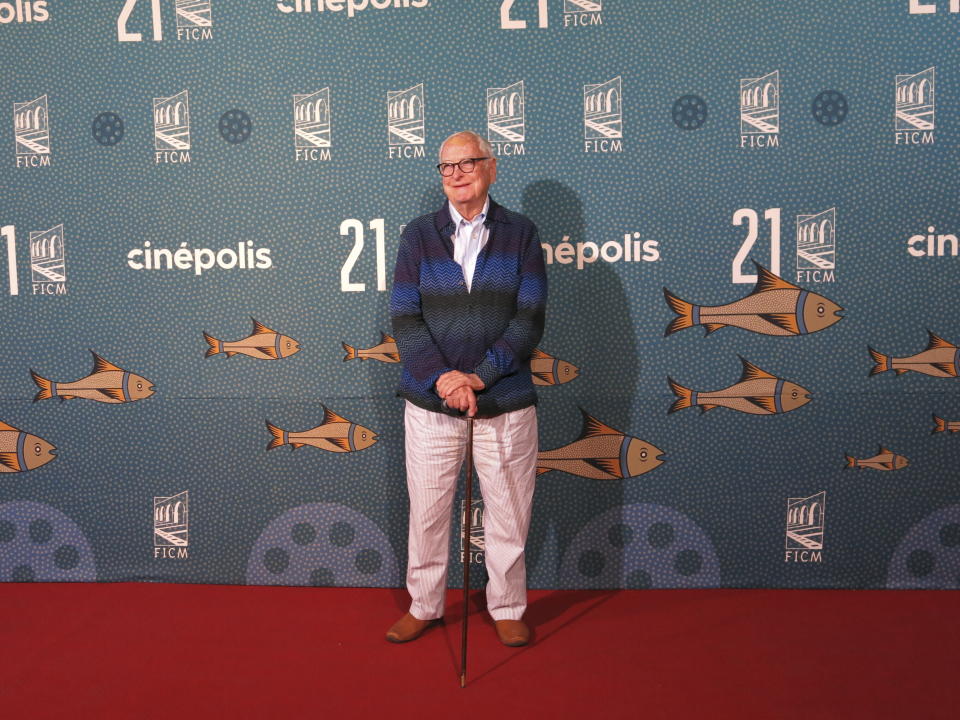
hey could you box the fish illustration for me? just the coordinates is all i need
[204,319,301,360]
[536,409,664,480]
[265,406,378,453]
[844,446,909,471]
[30,352,155,404]
[869,331,959,378]
[664,262,843,337]
[668,357,811,415]
[0,421,57,473]
[342,332,400,363]
[530,348,580,386]
[932,415,960,434]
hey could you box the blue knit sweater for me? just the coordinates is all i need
[390,198,547,418]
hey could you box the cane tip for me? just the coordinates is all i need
[460,674,466,688]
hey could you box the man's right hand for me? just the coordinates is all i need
[445,385,477,417]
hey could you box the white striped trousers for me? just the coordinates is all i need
[403,401,538,622]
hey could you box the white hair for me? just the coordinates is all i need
[438,131,493,160]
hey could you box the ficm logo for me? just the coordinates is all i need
[14,95,51,166]
[739,70,779,147]
[785,491,825,563]
[795,208,836,283]
[294,88,332,161]
[0,0,48,23]
[895,67,935,145]
[277,0,429,19]
[154,491,189,558]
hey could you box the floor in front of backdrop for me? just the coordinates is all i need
[2,584,957,719]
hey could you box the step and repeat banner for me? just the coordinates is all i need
[2,1,958,590]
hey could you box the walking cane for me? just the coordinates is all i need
[460,415,474,689]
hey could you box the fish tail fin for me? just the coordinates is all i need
[30,370,54,402]
[867,347,889,376]
[342,342,357,361]
[844,455,856,469]
[933,415,946,434]
[663,288,696,336]
[667,377,693,414]
[203,332,221,358]
[265,421,287,451]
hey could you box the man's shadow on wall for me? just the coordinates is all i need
[520,179,639,597]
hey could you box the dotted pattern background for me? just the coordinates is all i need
[558,503,720,588]
[0,501,97,581]
[0,2,958,589]
[886,505,960,589]
[246,502,400,587]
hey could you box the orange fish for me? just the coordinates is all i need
[0,421,56,473]
[664,263,843,337]
[536,410,664,480]
[342,333,400,363]
[668,357,811,415]
[932,415,960,433]
[204,319,301,360]
[31,352,155,404]
[530,348,580,386]
[869,332,959,378]
[844,446,909,471]
[265,406,378,453]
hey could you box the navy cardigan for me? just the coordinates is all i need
[390,197,547,418]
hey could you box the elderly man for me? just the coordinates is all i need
[387,131,547,647]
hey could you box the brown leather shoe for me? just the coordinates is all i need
[494,619,530,647]
[385,612,440,643]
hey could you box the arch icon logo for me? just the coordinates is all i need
[154,491,189,559]
[739,70,779,148]
[796,208,836,283]
[387,83,425,158]
[785,491,824,563]
[895,67,935,145]
[153,90,191,164]
[294,88,332,161]
[14,95,50,167]
[583,76,622,154]
[29,224,66,295]
[487,80,525,156]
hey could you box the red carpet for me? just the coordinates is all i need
[2,584,957,719]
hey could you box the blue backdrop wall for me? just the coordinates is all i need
[2,0,959,590]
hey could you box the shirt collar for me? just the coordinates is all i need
[448,196,490,228]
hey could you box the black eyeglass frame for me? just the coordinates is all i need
[435,157,491,176]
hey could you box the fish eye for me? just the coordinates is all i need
[361,432,367,440]
[563,367,569,374]
[34,443,42,455]
[640,450,647,460]
[286,342,292,348]
[136,382,143,390]
[791,390,798,399]
[816,304,825,316]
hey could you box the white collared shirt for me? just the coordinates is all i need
[449,197,490,293]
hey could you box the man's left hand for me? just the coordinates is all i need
[436,371,484,399]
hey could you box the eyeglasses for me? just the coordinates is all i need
[436,157,490,176]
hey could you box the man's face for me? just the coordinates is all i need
[440,137,496,212]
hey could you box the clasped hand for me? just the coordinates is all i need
[436,371,485,417]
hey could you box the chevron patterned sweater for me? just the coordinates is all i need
[390,198,547,418]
